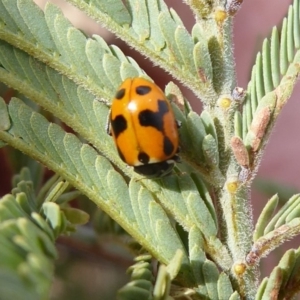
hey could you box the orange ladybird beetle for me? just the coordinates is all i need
[107,77,180,177]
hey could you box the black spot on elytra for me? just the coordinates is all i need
[136,85,151,95]
[138,100,175,157]
[111,115,127,138]
[115,88,126,100]
[138,100,169,132]
[163,136,174,156]
[138,152,150,164]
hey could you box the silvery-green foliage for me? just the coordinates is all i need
[1,0,300,299]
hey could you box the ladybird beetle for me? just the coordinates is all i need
[108,78,180,177]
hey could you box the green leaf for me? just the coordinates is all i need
[261,267,282,300]
[146,0,167,51]
[15,192,35,215]
[187,192,217,237]
[43,180,69,204]
[193,40,214,90]
[229,291,241,300]
[203,260,219,299]
[188,226,206,287]
[18,0,56,51]
[0,269,39,300]
[270,27,280,87]
[200,110,218,145]
[150,201,189,265]
[190,173,218,228]
[280,18,289,75]
[2,0,32,40]
[217,272,234,299]
[90,0,132,26]
[241,0,300,158]
[0,1,19,33]
[148,176,192,230]
[31,213,55,241]
[0,97,10,130]
[128,0,150,41]
[262,39,273,93]
[277,249,296,288]
[234,111,243,139]
[0,186,58,299]
[65,0,208,99]
[175,26,195,72]
[253,194,279,241]
[158,10,184,66]
[41,202,65,237]
[165,249,184,281]
[255,277,268,300]
[117,285,151,300]
[186,111,206,161]
[0,1,144,101]
[255,52,265,102]
[61,207,89,225]
[264,194,300,234]
[118,254,153,300]
[287,6,295,63]
[208,36,223,94]
[202,134,219,167]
